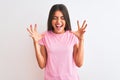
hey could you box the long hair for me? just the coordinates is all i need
[47,4,71,31]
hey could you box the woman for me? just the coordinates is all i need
[27,4,87,80]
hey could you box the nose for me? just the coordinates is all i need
[57,18,61,24]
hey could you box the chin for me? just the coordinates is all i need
[54,30,64,34]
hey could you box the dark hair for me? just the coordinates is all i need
[47,4,71,31]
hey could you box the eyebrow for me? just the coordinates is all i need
[53,16,64,17]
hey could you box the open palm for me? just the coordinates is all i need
[27,24,44,42]
[72,20,87,40]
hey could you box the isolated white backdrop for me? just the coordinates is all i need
[0,0,120,80]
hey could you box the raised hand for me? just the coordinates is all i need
[27,24,44,42]
[72,20,87,40]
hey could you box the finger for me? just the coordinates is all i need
[30,24,33,32]
[27,28,32,34]
[34,24,37,32]
[77,20,80,29]
[83,24,87,30]
[82,20,86,28]
[29,34,33,37]
[82,31,86,34]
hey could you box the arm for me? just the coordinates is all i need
[33,41,47,69]
[27,24,47,69]
[73,39,84,67]
[73,20,87,67]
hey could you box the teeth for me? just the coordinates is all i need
[56,25,61,27]
[56,25,62,30]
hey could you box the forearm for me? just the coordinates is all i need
[33,41,46,69]
[76,39,84,67]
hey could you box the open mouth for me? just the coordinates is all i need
[56,24,63,29]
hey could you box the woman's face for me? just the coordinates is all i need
[52,10,66,34]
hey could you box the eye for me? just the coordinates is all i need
[52,16,57,20]
[61,16,65,20]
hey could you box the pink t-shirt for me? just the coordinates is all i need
[39,30,80,80]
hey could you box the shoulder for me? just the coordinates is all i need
[67,30,79,43]
[41,31,52,36]
[39,31,50,44]
[66,30,77,37]
[40,31,54,40]
[64,30,79,45]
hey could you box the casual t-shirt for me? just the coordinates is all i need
[39,30,80,80]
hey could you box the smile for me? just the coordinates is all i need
[56,24,63,29]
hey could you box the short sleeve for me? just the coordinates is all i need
[38,32,47,46]
[38,38,45,45]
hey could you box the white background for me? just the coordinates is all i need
[0,0,120,80]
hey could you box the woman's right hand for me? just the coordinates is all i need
[27,24,44,43]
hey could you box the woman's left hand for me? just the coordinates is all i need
[72,20,87,40]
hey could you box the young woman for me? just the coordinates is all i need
[27,4,87,80]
